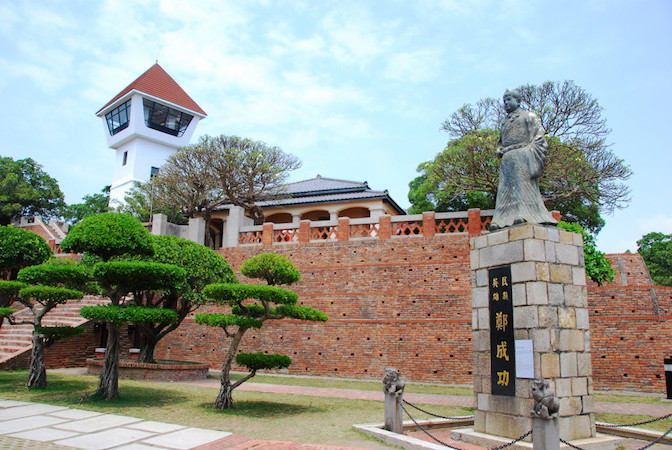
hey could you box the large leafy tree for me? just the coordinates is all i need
[637,232,672,286]
[195,253,327,409]
[137,135,301,248]
[61,186,111,224]
[408,81,632,234]
[128,235,237,363]
[0,157,65,225]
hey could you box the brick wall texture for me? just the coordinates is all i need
[147,236,672,393]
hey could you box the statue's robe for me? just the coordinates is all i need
[490,109,557,230]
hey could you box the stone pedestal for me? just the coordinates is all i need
[469,224,595,441]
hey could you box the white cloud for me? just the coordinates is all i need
[637,213,672,235]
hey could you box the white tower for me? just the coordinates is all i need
[96,63,207,207]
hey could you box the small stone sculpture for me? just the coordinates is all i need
[531,378,560,419]
[490,89,558,230]
[383,368,405,395]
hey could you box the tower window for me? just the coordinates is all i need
[143,99,193,137]
[105,100,131,135]
[122,151,128,166]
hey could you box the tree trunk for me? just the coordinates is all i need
[27,333,47,389]
[95,322,120,400]
[214,328,246,409]
[215,371,235,409]
[138,334,156,364]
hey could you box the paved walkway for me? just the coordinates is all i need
[3,374,672,449]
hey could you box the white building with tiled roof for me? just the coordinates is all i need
[96,63,206,206]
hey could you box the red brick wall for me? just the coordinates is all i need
[156,236,475,384]
[588,254,672,392]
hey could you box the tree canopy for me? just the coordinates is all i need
[0,226,52,280]
[61,212,154,262]
[61,186,110,224]
[135,134,301,247]
[637,232,672,286]
[0,157,65,225]
[408,81,632,234]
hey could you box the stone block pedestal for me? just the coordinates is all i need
[469,224,595,442]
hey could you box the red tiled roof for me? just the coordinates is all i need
[96,63,206,116]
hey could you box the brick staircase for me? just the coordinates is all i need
[0,295,109,366]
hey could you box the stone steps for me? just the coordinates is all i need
[0,296,109,365]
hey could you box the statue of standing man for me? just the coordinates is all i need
[490,89,558,230]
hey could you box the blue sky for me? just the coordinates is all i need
[1,0,670,253]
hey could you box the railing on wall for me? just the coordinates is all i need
[235,209,497,248]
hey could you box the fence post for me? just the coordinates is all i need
[468,208,482,236]
[383,368,405,434]
[337,217,350,241]
[299,220,310,244]
[422,212,435,237]
[379,215,391,240]
[262,223,274,247]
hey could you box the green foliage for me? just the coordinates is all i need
[146,235,236,302]
[240,253,301,285]
[35,325,85,339]
[61,186,111,224]
[558,221,614,286]
[0,156,65,225]
[236,352,291,371]
[19,286,83,303]
[202,283,298,306]
[274,304,329,322]
[80,305,178,326]
[119,181,188,224]
[637,232,672,286]
[0,280,27,297]
[121,306,179,324]
[232,304,266,317]
[17,263,89,289]
[0,226,53,279]
[93,261,186,292]
[194,313,264,329]
[0,307,15,318]
[61,212,154,261]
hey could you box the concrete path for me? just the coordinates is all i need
[0,399,361,450]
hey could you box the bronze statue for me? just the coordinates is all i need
[490,89,557,230]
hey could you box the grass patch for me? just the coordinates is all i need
[596,412,672,433]
[0,370,471,447]
[594,393,666,405]
[228,372,474,396]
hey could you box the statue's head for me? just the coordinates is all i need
[503,88,522,113]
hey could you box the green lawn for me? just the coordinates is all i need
[229,371,474,396]
[0,370,471,448]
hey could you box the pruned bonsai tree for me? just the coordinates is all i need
[128,235,237,363]
[0,226,52,330]
[195,253,327,409]
[61,213,186,400]
[14,262,89,388]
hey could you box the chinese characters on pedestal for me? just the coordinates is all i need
[490,266,515,396]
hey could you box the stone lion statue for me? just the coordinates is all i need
[383,368,405,396]
[531,378,560,419]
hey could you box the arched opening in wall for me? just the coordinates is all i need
[301,210,330,221]
[266,213,293,224]
[339,207,370,219]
